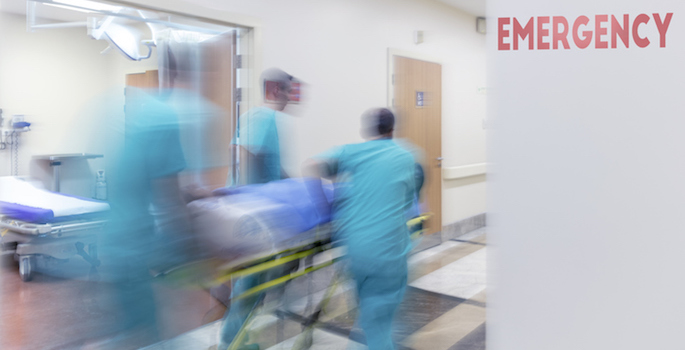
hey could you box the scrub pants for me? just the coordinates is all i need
[100,222,160,343]
[219,261,298,349]
[219,273,264,349]
[349,258,408,350]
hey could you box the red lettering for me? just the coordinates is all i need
[573,16,592,49]
[595,14,608,49]
[633,14,650,48]
[654,13,673,48]
[537,17,550,50]
[498,17,510,50]
[513,17,534,50]
[611,14,629,48]
[553,16,570,49]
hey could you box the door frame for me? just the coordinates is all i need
[386,48,442,108]
[110,0,261,184]
[108,0,262,110]
[387,48,444,236]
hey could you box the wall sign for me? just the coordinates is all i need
[498,13,674,50]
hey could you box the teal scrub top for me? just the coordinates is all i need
[230,106,281,185]
[110,88,187,231]
[315,139,416,264]
[164,88,228,176]
[103,88,187,272]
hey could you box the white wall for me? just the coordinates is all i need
[488,1,685,349]
[0,12,109,183]
[124,0,488,226]
[0,12,157,196]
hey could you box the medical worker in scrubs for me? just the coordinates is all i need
[229,68,295,186]
[101,41,219,347]
[101,85,188,345]
[218,68,297,350]
[304,108,418,350]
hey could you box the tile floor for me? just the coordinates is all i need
[144,228,487,350]
[0,228,486,349]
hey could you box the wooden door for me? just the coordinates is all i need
[125,70,159,89]
[393,56,442,235]
[198,33,235,189]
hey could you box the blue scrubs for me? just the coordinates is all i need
[220,106,286,349]
[229,106,282,186]
[316,138,416,350]
[103,87,187,336]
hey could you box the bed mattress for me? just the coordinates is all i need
[0,177,110,223]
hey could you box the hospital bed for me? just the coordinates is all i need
[0,177,108,281]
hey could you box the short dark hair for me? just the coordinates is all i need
[376,108,395,135]
[361,108,395,138]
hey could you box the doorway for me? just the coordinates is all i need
[125,32,237,190]
[391,53,443,237]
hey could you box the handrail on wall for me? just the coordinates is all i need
[443,163,487,180]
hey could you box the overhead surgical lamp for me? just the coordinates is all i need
[103,22,153,61]
[88,16,154,61]
[29,0,230,60]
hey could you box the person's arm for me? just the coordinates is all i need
[302,147,342,222]
[302,159,331,221]
[230,143,269,186]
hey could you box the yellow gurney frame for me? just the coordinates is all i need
[158,213,431,350]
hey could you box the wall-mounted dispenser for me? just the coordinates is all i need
[1,113,31,175]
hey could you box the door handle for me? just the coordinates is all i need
[436,157,443,168]
[436,157,443,161]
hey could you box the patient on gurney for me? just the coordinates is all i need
[190,179,332,260]
[187,177,333,350]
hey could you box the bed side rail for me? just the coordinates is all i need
[0,217,107,236]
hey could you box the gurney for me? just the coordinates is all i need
[0,177,108,281]
[158,178,430,350]
[210,213,430,350]
[159,179,336,285]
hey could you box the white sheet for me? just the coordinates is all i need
[0,176,110,217]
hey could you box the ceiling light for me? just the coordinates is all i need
[52,0,120,13]
[44,3,95,13]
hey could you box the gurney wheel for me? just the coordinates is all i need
[19,256,33,282]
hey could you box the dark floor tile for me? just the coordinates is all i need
[448,322,486,350]
[392,287,469,341]
[319,286,467,343]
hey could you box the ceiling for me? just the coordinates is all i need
[1,0,487,23]
[437,0,486,17]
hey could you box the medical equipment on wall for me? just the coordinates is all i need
[0,109,4,151]
[1,114,32,176]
